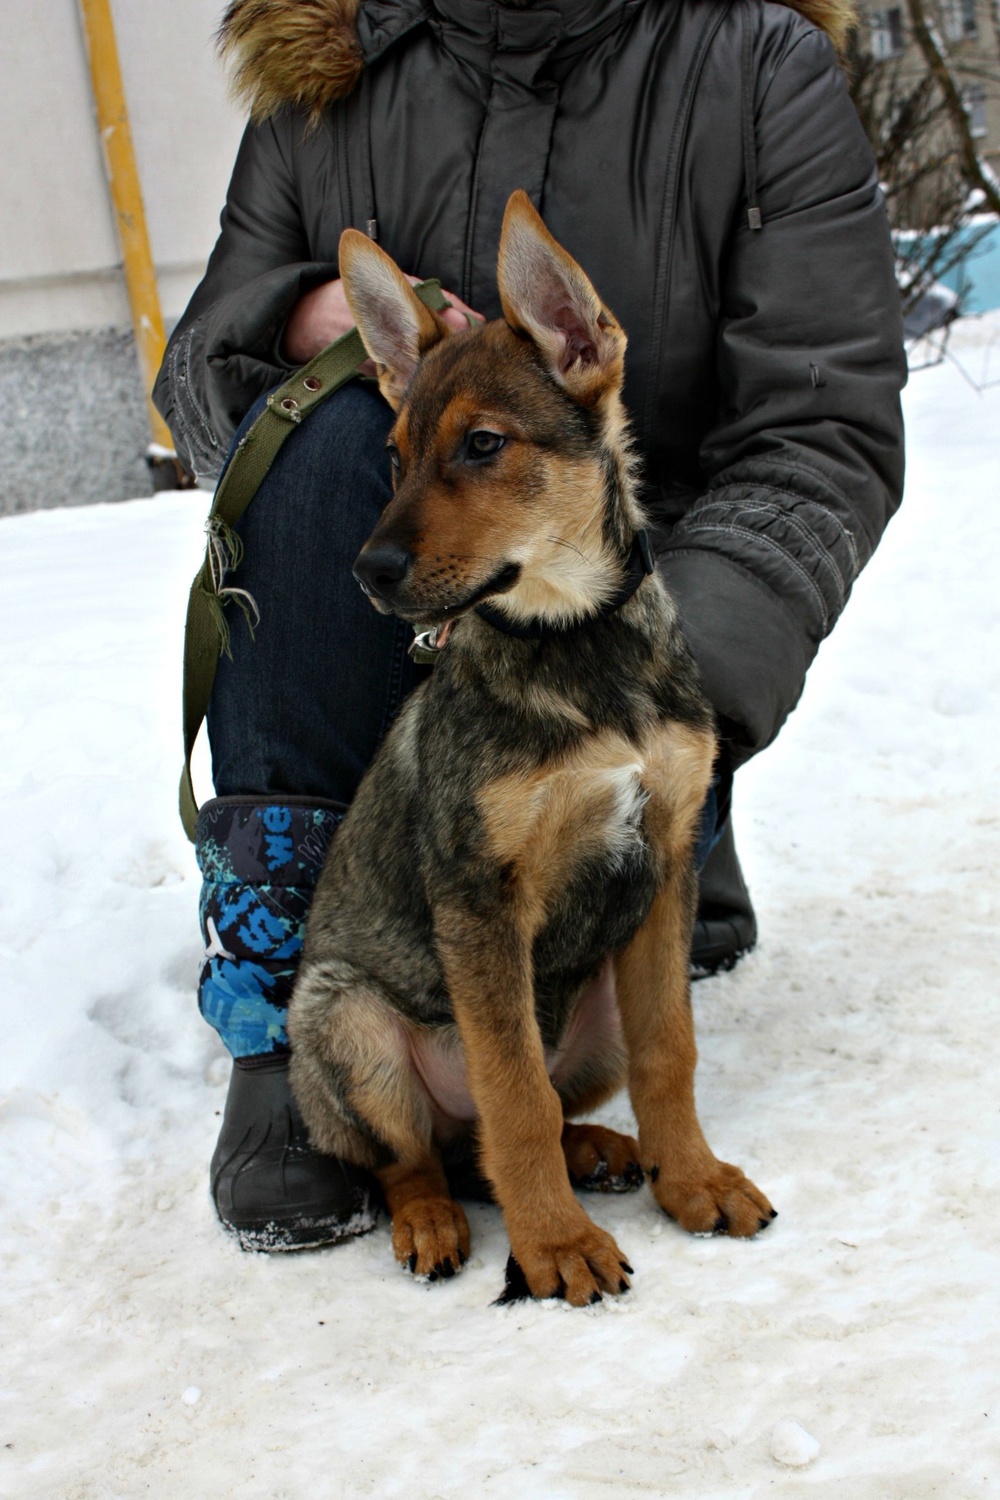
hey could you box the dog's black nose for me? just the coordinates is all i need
[353,542,413,599]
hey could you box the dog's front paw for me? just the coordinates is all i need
[649,1157,776,1238]
[391,1195,471,1281]
[503,1219,633,1306]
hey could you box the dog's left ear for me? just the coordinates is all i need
[339,230,448,410]
[497,190,626,407]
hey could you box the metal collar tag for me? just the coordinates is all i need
[408,620,454,664]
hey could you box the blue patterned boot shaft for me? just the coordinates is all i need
[195,799,344,1058]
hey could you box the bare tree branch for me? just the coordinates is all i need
[904,0,1000,211]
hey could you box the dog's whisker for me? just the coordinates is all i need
[545,535,590,564]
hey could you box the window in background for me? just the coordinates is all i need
[963,83,988,137]
[943,0,978,41]
[872,6,906,58]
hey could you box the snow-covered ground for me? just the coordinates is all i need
[2,320,999,1499]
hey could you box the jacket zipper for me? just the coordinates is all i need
[642,0,732,441]
[462,78,497,307]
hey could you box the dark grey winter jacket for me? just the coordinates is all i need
[154,0,906,765]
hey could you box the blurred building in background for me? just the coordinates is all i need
[858,0,999,176]
[0,0,242,514]
[849,0,1000,318]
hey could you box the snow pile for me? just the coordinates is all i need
[769,1419,821,1468]
[1,316,999,1498]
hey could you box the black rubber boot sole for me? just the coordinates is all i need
[691,816,757,981]
[211,1054,380,1252]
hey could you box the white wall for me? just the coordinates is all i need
[0,0,245,338]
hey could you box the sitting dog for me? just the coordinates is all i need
[288,190,774,1305]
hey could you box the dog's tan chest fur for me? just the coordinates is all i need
[477,721,714,933]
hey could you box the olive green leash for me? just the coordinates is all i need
[179,279,451,840]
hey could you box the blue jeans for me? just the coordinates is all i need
[209,379,724,853]
[209,381,424,802]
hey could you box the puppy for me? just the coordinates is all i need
[288,190,773,1305]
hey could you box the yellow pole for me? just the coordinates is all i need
[77,0,174,450]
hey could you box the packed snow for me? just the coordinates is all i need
[1,318,999,1499]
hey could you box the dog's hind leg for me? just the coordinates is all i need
[288,962,470,1278]
[377,1157,471,1280]
[561,1123,644,1193]
[546,961,642,1192]
[557,1062,643,1195]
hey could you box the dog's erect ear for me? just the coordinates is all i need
[497,190,626,407]
[338,230,447,410]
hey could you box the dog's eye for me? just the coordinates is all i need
[386,443,401,474]
[466,430,505,460]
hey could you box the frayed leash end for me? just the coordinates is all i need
[202,516,260,657]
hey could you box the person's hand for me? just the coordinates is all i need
[281,275,483,369]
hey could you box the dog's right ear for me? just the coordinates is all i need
[338,230,447,410]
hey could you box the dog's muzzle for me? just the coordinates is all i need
[353,542,413,604]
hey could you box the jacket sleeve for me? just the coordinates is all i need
[657,21,907,765]
[153,114,337,480]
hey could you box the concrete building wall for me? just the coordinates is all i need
[0,0,244,513]
[856,0,1000,173]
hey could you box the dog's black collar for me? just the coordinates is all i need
[474,528,656,641]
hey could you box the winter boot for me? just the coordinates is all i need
[196,797,379,1250]
[691,815,757,979]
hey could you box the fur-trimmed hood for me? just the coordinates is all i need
[218,0,857,122]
